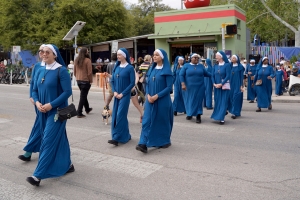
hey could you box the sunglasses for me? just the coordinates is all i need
[39,50,53,55]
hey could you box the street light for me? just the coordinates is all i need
[63,21,86,86]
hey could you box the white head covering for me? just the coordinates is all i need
[39,44,45,50]
[216,52,222,57]
[155,49,164,59]
[262,57,268,62]
[191,53,200,58]
[44,44,57,56]
[178,57,184,61]
[276,65,280,69]
[231,55,238,61]
[250,59,255,63]
[117,49,126,58]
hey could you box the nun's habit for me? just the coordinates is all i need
[172,56,186,114]
[110,48,135,144]
[245,60,257,101]
[275,66,284,95]
[30,44,72,182]
[204,59,213,109]
[254,57,275,110]
[211,51,231,123]
[228,55,244,117]
[179,53,211,118]
[138,49,173,150]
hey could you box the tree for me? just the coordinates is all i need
[129,0,173,36]
[0,0,134,52]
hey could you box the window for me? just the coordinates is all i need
[237,19,241,29]
[237,34,241,40]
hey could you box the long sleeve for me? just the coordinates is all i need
[50,68,72,108]
[111,68,116,93]
[179,65,187,84]
[211,66,216,84]
[203,67,212,77]
[32,68,41,103]
[121,67,135,96]
[270,66,275,78]
[87,59,93,83]
[172,68,176,84]
[254,68,259,83]
[29,63,38,98]
[221,63,231,85]
[240,67,244,87]
[74,63,77,77]
[157,75,173,98]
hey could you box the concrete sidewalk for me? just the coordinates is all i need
[72,84,300,103]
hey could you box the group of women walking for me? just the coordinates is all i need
[20,46,276,186]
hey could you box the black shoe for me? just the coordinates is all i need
[196,114,201,123]
[186,116,192,120]
[18,155,31,161]
[160,143,171,149]
[26,176,40,186]
[220,121,225,125]
[256,108,261,112]
[136,144,147,153]
[174,111,177,116]
[268,104,272,110]
[66,164,75,173]
[86,108,93,114]
[231,115,236,119]
[207,107,213,110]
[108,140,118,146]
[249,100,254,103]
[77,114,86,118]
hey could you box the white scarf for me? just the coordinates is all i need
[262,64,268,68]
[120,62,128,68]
[155,65,163,69]
[232,63,238,67]
[46,62,61,70]
[218,61,225,66]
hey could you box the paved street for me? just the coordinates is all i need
[0,84,299,200]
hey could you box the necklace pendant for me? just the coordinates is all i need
[152,76,155,81]
[41,78,45,83]
[194,67,196,70]
[117,74,119,78]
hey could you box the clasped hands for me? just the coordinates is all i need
[114,92,123,99]
[147,94,158,104]
[35,101,52,113]
[214,84,222,89]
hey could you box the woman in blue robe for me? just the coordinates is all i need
[253,57,275,112]
[228,55,244,119]
[172,56,186,115]
[19,44,45,161]
[275,64,284,96]
[204,59,213,110]
[136,49,173,153]
[27,44,73,186]
[211,51,231,125]
[108,48,135,146]
[179,53,211,123]
[245,59,257,103]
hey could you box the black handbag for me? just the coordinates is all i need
[56,67,77,122]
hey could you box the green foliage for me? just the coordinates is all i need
[210,0,300,43]
[290,54,300,64]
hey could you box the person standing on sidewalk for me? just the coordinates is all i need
[18,44,45,161]
[104,54,117,110]
[74,47,93,118]
[245,59,257,103]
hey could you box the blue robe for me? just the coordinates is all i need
[139,67,173,147]
[211,63,231,121]
[254,66,275,108]
[111,64,135,143]
[228,64,244,117]
[172,65,186,113]
[179,63,211,116]
[245,64,257,101]
[204,61,213,109]
[32,66,72,179]
[23,62,44,153]
[275,70,284,95]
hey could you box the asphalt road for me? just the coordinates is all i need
[0,84,299,200]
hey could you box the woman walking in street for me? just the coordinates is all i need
[74,47,93,118]
[211,51,231,125]
[180,53,211,123]
[18,44,45,161]
[108,48,135,146]
[253,57,275,112]
[136,49,173,153]
[172,56,186,116]
[26,44,74,186]
[245,59,257,103]
[275,64,284,96]
[228,55,244,119]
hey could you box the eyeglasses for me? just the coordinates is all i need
[40,50,52,55]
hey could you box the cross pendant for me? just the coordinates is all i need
[117,74,119,78]
[41,78,45,83]
[217,70,220,74]
[152,76,155,81]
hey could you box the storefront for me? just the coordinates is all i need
[148,4,246,63]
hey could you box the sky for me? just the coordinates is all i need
[124,0,183,9]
